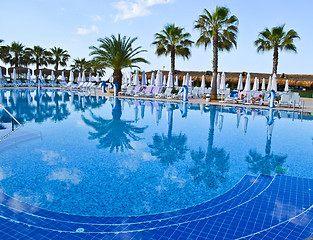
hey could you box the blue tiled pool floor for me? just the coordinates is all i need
[1,175,313,239]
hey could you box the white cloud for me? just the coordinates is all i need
[91,15,102,22]
[112,0,173,21]
[76,25,99,35]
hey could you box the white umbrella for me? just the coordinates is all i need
[167,71,173,88]
[0,67,2,80]
[271,73,277,92]
[182,76,186,86]
[267,76,272,92]
[150,72,155,86]
[141,71,147,86]
[175,75,179,87]
[96,73,100,83]
[244,73,251,91]
[69,71,74,82]
[163,75,167,86]
[134,70,140,86]
[61,71,65,81]
[220,72,226,91]
[89,73,92,82]
[13,68,17,80]
[252,77,258,91]
[237,74,243,90]
[186,73,189,85]
[156,70,162,87]
[27,69,31,81]
[51,71,55,81]
[284,79,289,92]
[217,73,221,90]
[78,72,82,83]
[261,78,266,91]
[201,75,205,88]
[82,71,86,82]
[39,70,43,81]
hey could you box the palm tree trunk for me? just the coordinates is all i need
[211,37,218,100]
[272,47,279,74]
[113,69,122,91]
[171,46,175,73]
[55,62,59,71]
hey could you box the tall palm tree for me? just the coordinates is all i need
[25,45,52,74]
[88,59,106,77]
[254,24,300,74]
[70,58,90,72]
[194,7,238,100]
[1,41,26,68]
[50,47,70,71]
[89,34,149,91]
[152,24,193,73]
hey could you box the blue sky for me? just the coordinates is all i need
[1,0,312,75]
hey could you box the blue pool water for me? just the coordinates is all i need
[0,89,312,217]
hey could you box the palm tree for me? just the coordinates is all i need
[70,58,90,72]
[89,34,149,91]
[152,24,193,73]
[25,45,52,74]
[254,24,300,74]
[194,7,238,100]
[188,106,230,189]
[50,47,70,71]
[0,41,26,68]
[88,59,106,77]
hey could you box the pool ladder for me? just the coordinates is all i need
[0,103,22,142]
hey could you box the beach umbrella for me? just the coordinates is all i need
[220,72,226,91]
[284,79,289,92]
[267,76,272,92]
[69,71,74,82]
[252,77,258,91]
[13,69,17,80]
[61,71,65,81]
[89,73,92,82]
[77,72,82,83]
[156,71,162,87]
[244,73,251,91]
[175,75,179,87]
[96,73,100,83]
[0,68,3,80]
[134,70,140,86]
[51,71,55,81]
[27,69,31,81]
[141,71,147,86]
[271,73,277,92]
[38,70,43,81]
[182,76,186,86]
[201,75,205,88]
[189,76,193,87]
[150,72,155,86]
[217,73,221,90]
[237,74,243,90]
[162,75,167,86]
[261,78,266,91]
[167,71,174,88]
[186,73,189,85]
[82,71,86,82]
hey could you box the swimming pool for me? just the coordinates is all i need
[0,89,313,218]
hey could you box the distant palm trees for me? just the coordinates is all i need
[25,45,52,74]
[152,24,193,73]
[70,58,90,72]
[0,41,26,68]
[254,24,300,74]
[89,34,149,91]
[194,6,239,100]
[50,47,70,71]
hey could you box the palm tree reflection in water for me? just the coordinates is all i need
[149,103,188,165]
[246,109,287,176]
[188,106,230,189]
[82,98,147,152]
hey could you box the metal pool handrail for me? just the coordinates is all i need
[0,103,22,142]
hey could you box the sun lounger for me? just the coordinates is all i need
[136,85,154,97]
[278,94,292,107]
[156,87,173,98]
[146,86,163,97]
[129,85,143,96]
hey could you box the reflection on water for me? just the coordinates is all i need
[189,106,230,189]
[0,89,312,215]
[245,108,288,176]
[82,98,147,152]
